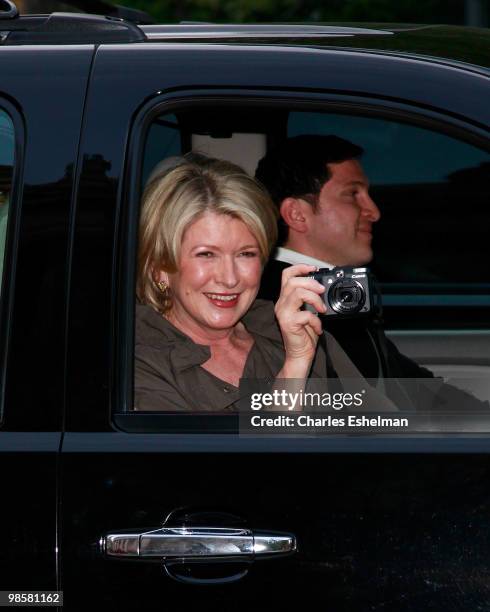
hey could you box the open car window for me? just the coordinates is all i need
[127,99,490,422]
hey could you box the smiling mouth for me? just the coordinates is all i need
[204,293,240,307]
[204,293,240,301]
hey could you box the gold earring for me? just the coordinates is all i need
[155,280,168,294]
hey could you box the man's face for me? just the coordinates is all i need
[306,159,380,266]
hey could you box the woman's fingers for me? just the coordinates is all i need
[276,286,326,317]
[275,263,326,365]
[280,263,317,288]
[290,310,323,337]
[278,265,325,302]
[277,277,326,318]
[280,276,326,299]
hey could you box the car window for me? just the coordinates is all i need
[0,109,14,291]
[143,113,180,185]
[129,101,490,419]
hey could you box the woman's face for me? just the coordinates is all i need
[159,211,262,337]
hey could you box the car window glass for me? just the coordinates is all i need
[143,113,180,185]
[0,110,14,291]
[289,112,487,185]
[289,111,490,285]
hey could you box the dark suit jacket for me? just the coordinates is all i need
[258,258,488,412]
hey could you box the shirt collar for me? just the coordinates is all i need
[274,246,334,270]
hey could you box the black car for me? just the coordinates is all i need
[1,4,490,609]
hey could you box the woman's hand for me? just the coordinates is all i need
[274,263,327,378]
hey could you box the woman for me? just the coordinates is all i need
[135,153,328,411]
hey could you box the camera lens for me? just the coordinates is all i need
[328,279,366,314]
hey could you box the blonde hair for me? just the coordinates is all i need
[137,153,278,314]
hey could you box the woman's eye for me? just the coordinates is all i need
[196,251,214,258]
[239,251,258,258]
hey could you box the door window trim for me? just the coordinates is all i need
[0,98,25,426]
[114,88,490,431]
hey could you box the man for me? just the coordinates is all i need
[258,135,378,280]
[255,136,487,412]
[256,135,398,380]
[256,135,380,291]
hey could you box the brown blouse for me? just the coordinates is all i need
[134,299,329,412]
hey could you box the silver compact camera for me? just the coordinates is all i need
[306,266,375,318]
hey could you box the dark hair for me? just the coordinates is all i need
[255,135,364,243]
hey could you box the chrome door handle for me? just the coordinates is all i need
[102,527,296,560]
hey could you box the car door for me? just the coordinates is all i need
[60,42,490,610]
[0,46,93,594]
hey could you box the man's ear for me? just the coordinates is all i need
[279,197,311,234]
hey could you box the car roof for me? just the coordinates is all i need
[1,12,489,73]
[140,23,490,72]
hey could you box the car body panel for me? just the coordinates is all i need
[138,23,490,71]
[58,41,490,608]
[0,45,94,590]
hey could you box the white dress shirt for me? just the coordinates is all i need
[274,246,334,270]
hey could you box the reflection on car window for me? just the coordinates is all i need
[0,110,14,290]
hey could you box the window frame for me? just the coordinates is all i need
[114,88,490,431]
[0,98,25,426]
